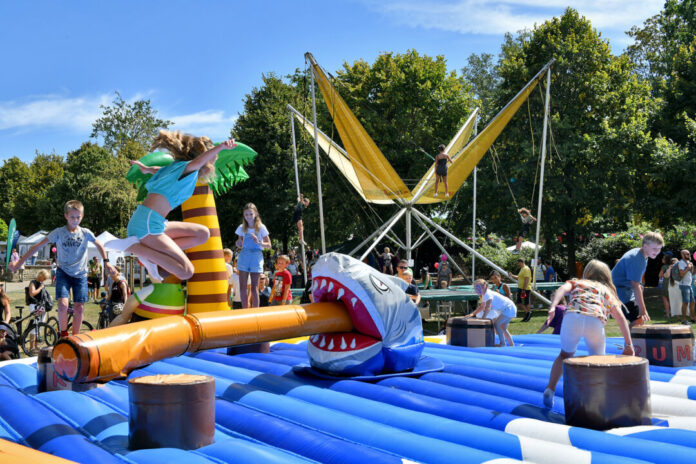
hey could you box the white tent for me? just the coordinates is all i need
[88,231,127,267]
[18,231,50,263]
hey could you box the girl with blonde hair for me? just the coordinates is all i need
[542,259,634,408]
[235,203,271,308]
[112,130,236,281]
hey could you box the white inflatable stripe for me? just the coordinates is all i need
[480,460,523,464]
[517,435,592,464]
[660,416,696,430]
[505,418,573,447]
[650,380,690,399]
[669,369,696,385]
[650,393,696,416]
[605,425,664,436]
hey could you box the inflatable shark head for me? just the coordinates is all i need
[308,253,424,376]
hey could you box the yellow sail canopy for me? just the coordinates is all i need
[411,108,479,204]
[413,64,551,204]
[294,113,394,205]
[306,52,553,206]
[307,53,412,203]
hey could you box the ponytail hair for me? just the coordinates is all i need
[150,130,214,161]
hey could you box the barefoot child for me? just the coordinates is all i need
[235,203,271,308]
[113,131,237,281]
[466,278,517,347]
[433,144,453,197]
[542,259,634,408]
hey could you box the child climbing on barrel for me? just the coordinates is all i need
[111,131,237,281]
[466,278,517,347]
[235,203,271,308]
[433,144,453,197]
[542,259,634,408]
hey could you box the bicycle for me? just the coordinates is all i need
[46,303,94,335]
[2,305,58,357]
[96,301,124,330]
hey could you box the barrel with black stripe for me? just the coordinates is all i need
[182,182,229,313]
[631,324,694,367]
[446,317,495,347]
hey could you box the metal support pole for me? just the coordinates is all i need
[413,214,468,283]
[405,206,412,265]
[413,209,551,304]
[359,208,407,262]
[290,112,308,285]
[471,115,479,279]
[309,66,326,254]
[532,67,551,289]
[348,208,405,256]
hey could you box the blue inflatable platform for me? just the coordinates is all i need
[0,334,695,463]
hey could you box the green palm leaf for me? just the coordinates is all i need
[126,142,257,201]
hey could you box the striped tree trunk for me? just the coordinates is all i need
[181,182,229,313]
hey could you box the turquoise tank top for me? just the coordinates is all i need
[145,161,199,209]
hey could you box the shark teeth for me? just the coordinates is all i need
[309,332,378,352]
[350,297,357,307]
[327,282,334,292]
[337,288,344,300]
[319,336,326,348]
[327,339,334,350]
[340,337,347,350]
[350,338,356,349]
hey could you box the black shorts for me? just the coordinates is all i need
[519,223,531,238]
[130,312,149,323]
[516,290,530,305]
[232,301,243,310]
[621,300,640,323]
[88,277,100,289]
[292,209,303,223]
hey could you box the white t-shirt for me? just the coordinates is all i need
[231,272,252,303]
[678,260,693,286]
[226,263,234,284]
[483,290,517,318]
[235,224,269,251]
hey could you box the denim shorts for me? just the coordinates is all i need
[679,284,695,303]
[127,205,167,239]
[237,249,264,273]
[55,267,89,303]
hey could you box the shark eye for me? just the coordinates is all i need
[369,274,390,293]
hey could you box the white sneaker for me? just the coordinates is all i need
[543,387,555,408]
[445,192,450,197]
[433,192,438,197]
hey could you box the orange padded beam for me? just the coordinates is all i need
[52,302,352,383]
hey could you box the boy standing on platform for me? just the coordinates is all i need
[611,232,663,326]
[10,200,116,337]
[270,255,293,306]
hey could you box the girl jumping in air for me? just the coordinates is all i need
[542,259,634,408]
[114,130,237,281]
[514,207,536,252]
[433,144,453,198]
[293,193,310,246]
[236,203,271,308]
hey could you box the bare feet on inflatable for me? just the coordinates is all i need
[543,387,554,408]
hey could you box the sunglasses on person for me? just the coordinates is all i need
[397,266,407,270]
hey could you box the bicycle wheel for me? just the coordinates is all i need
[67,320,94,334]
[97,312,109,330]
[45,316,60,334]
[21,323,58,357]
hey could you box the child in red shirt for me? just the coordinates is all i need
[270,255,293,305]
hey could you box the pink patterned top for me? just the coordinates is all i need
[566,280,619,323]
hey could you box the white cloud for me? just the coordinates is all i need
[168,110,237,141]
[0,93,237,142]
[365,0,663,40]
[0,94,112,132]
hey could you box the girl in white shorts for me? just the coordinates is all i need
[542,259,634,408]
[467,279,517,347]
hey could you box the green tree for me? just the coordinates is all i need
[43,143,137,235]
[12,153,66,232]
[473,8,658,273]
[0,157,32,225]
[462,53,502,122]
[91,92,172,156]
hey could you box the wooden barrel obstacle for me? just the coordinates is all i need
[128,374,215,450]
[446,317,495,347]
[563,355,651,430]
[631,324,694,367]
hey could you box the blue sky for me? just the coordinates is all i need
[1,0,663,163]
